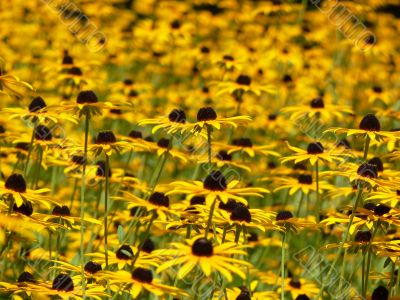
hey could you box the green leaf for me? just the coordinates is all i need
[117,225,124,244]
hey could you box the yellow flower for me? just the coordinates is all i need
[181,107,251,136]
[0,173,55,208]
[281,96,352,122]
[281,141,345,166]
[156,236,251,282]
[273,174,333,196]
[214,138,280,158]
[325,114,400,143]
[97,269,188,298]
[166,170,269,205]
[22,274,107,300]
[138,108,188,134]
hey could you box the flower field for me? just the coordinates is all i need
[1,0,400,299]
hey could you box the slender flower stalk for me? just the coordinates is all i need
[320,136,371,296]
[104,153,110,268]
[363,220,380,297]
[281,232,286,300]
[80,112,90,297]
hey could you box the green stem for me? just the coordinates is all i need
[389,262,395,296]
[320,185,364,296]
[69,178,78,209]
[363,220,380,297]
[207,125,212,171]
[281,232,286,300]
[362,252,366,295]
[80,112,90,297]
[315,160,320,219]
[24,125,36,176]
[104,154,110,269]
[131,211,156,267]
[296,193,304,217]
[234,225,241,243]
[363,136,370,160]
[204,197,217,239]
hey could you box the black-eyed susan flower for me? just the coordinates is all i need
[138,108,188,134]
[22,274,107,299]
[166,170,269,205]
[0,173,55,208]
[156,236,251,282]
[214,138,280,158]
[325,114,400,143]
[216,74,275,97]
[274,174,333,196]
[0,65,33,100]
[182,107,251,135]
[281,141,345,166]
[97,269,187,298]
[281,96,353,122]
[86,244,159,270]
[3,96,78,124]
[85,130,133,157]
[113,191,176,221]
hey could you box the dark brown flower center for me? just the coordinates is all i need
[149,192,169,208]
[142,238,155,253]
[310,97,324,108]
[190,196,205,205]
[216,150,232,161]
[52,274,74,292]
[13,202,33,216]
[17,271,35,283]
[29,96,47,112]
[5,174,27,193]
[307,142,324,154]
[157,138,170,149]
[197,107,217,121]
[131,267,153,283]
[372,86,383,93]
[357,163,378,179]
[116,245,133,260]
[368,157,384,172]
[232,138,252,148]
[354,230,372,242]
[16,142,29,151]
[77,90,98,104]
[276,210,293,221]
[96,161,112,177]
[84,261,102,274]
[191,238,213,257]
[230,205,251,223]
[289,279,301,289]
[68,67,82,76]
[168,109,186,123]
[248,232,258,242]
[35,125,52,141]
[96,131,116,144]
[52,205,71,217]
[236,74,251,86]
[129,130,142,139]
[235,290,251,300]
[359,114,381,131]
[374,204,391,216]
[203,171,227,191]
[372,285,388,300]
[363,202,376,211]
[298,174,312,185]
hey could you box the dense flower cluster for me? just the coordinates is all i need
[1,0,400,299]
